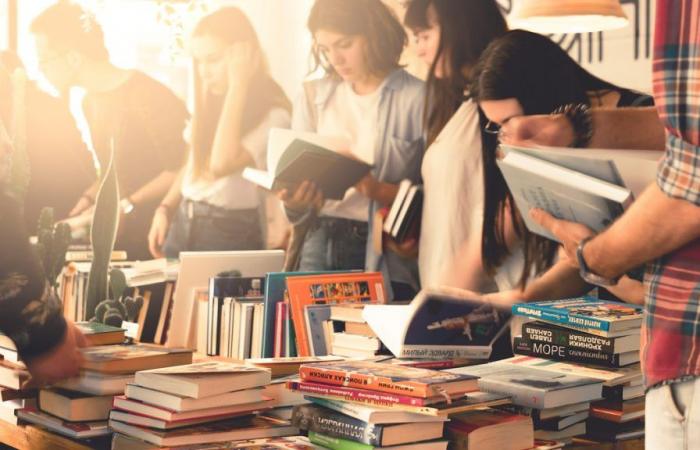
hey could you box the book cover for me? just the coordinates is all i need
[448,362,602,409]
[521,321,640,356]
[80,344,193,374]
[496,149,633,242]
[298,359,477,398]
[75,321,125,346]
[287,272,386,357]
[364,288,510,360]
[511,298,642,333]
[292,404,443,447]
[513,337,639,368]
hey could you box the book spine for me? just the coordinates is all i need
[308,431,373,450]
[287,381,433,408]
[274,302,285,358]
[513,337,623,368]
[522,322,617,356]
[512,305,610,332]
[292,405,382,446]
[298,367,430,397]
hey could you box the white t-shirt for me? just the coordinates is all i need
[315,81,382,222]
[181,107,291,210]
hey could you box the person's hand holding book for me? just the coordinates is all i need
[23,320,87,387]
[278,180,325,212]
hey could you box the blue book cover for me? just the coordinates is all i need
[511,297,642,332]
[262,271,352,358]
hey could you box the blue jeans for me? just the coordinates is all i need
[163,199,263,259]
[298,217,367,272]
[646,378,700,449]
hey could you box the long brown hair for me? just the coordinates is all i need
[307,0,407,79]
[404,0,507,145]
[190,7,290,179]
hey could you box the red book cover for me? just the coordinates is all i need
[274,302,287,358]
[286,272,386,356]
[287,380,447,408]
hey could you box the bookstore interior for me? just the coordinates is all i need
[1,0,698,449]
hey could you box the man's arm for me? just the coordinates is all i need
[128,169,178,206]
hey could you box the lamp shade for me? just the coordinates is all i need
[510,0,629,34]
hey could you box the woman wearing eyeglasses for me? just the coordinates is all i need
[279,0,426,300]
[471,30,653,304]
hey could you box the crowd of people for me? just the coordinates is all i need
[0,1,698,447]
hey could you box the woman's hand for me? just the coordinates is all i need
[68,195,94,217]
[148,207,170,258]
[278,181,325,212]
[23,321,87,387]
[226,41,259,89]
[384,236,419,259]
[355,174,379,199]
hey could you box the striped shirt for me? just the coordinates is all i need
[643,0,700,388]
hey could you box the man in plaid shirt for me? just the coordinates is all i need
[499,0,700,447]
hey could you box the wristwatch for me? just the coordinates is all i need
[120,197,135,215]
[576,236,620,287]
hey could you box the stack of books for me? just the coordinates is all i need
[445,408,534,450]
[511,298,644,442]
[18,341,192,441]
[287,359,491,449]
[381,179,423,245]
[327,305,383,358]
[109,361,298,448]
[112,434,320,450]
[0,334,34,425]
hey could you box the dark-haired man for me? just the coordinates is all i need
[31,1,189,260]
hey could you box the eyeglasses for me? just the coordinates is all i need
[484,120,501,135]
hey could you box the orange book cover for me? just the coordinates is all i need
[286,272,386,356]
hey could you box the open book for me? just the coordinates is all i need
[497,144,661,242]
[363,288,510,360]
[243,128,372,201]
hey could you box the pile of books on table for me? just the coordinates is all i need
[511,298,644,443]
[287,359,510,450]
[18,333,192,442]
[327,305,384,358]
[109,361,299,448]
[0,334,35,425]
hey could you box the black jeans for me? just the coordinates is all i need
[163,199,263,259]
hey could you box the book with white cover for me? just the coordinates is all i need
[112,395,272,422]
[363,287,510,360]
[134,362,271,399]
[124,384,265,412]
[497,150,634,242]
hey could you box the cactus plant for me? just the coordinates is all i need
[34,207,72,292]
[85,140,120,319]
[91,295,144,328]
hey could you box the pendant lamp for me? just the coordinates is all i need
[510,0,629,34]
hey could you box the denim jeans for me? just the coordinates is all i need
[163,199,263,259]
[298,217,367,272]
[645,378,700,450]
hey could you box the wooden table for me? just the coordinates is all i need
[0,420,111,450]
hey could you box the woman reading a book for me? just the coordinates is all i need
[401,0,507,291]
[279,0,425,300]
[148,7,291,258]
[469,30,653,305]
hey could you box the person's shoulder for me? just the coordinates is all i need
[387,69,425,108]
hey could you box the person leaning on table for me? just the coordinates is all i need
[0,121,86,386]
[496,0,699,447]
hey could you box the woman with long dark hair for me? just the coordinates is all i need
[471,30,652,303]
[280,0,425,300]
[148,7,291,257]
[402,0,507,290]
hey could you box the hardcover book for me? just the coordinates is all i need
[286,272,386,357]
[38,388,113,422]
[80,344,193,374]
[124,384,265,413]
[291,404,444,447]
[307,431,448,450]
[298,359,477,398]
[511,298,642,334]
[448,362,602,409]
[17,407,110,439]
[447,408,534,450]
[307,396,450,424]
[520,321,640,355]
[364,288,510,360]
[513,337,639,368]
[111,433,320,450]
[75,321,125,346]
[242,128,370,201]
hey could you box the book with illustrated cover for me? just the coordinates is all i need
[109,415,298,447]
[520,321,640,356]
[80,344,193,374]
[298,359,477,398]
[287,272,386,357]
[512,337,639,368]
[447,362,602,409]
[364,288,510,360]
[242,128,370,201]
[512,298,642,334]
[134,362,271,399]
[291,404,445,447]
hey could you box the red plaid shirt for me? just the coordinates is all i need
[643,0,700,388]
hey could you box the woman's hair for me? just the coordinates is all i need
[405,0,507,144]
[307,0,407,78]
[190,7,290,179]
[470,30,621,288]
[30,2,109,62]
